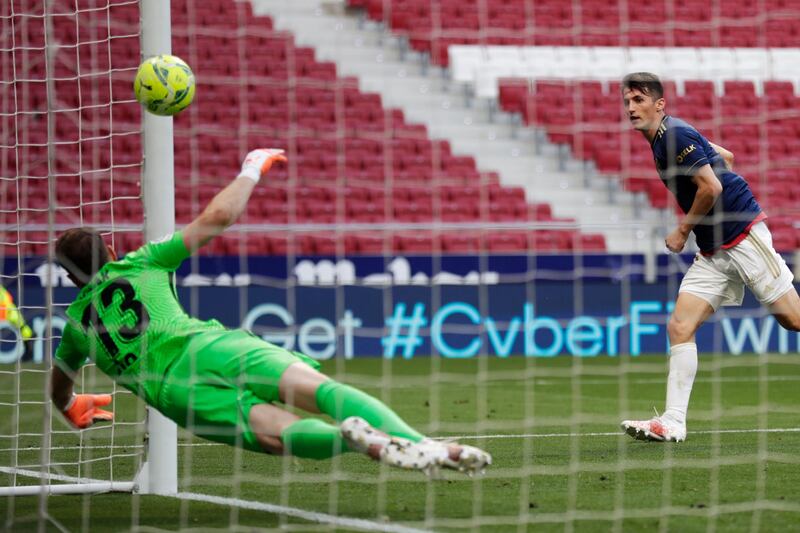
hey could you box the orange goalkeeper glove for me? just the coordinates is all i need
[238,148,287,183]
[62,394,114,429]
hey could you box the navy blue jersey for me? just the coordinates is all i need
[651,116,762,252]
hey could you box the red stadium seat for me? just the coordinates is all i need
[498,78,530,115]
[771,228,798,251]
[440,233,481,253]
[346,201,386,223]
[394,200,433,222]
[345,233,386,254]
[577,234,607,252]
[393,232,435,253]
[530,231,567,252]
[486,232,527,252]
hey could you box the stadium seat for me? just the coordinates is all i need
[440,233,481,252]
[486,232,527,252]
[393,232,435,253]
[345,233,386,254]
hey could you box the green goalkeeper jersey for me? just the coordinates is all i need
[54,231,226,405]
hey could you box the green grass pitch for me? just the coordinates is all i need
[2,355,799,532]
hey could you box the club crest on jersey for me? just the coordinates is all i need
[676,144,696,164]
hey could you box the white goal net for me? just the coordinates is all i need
[2,0,800,531]
[1,0,145,498]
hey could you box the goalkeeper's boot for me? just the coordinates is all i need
[436,441,492,476]
[340,417,423,470]
[400,439,492,477]
[620,417,686,442]
[341,416,393,453]
[340,417,492,475]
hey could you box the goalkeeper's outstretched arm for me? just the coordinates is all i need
[182,148,286,253]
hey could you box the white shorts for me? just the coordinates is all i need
[679,222,795,310]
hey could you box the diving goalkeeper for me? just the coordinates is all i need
[49,148,491,476]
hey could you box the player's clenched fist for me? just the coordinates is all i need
[62,394,114,429]
[238,148,287,183]
[665,227,689,253]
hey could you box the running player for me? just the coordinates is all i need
[49,148,491,475]
[619,72,800,442]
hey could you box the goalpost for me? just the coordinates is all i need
[137,0,177,497]
[0,0,176,497]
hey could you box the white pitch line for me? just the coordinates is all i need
[534,375,800,386]
[444,427,800,440]
[4,427,798,455]
[176,491,432,533]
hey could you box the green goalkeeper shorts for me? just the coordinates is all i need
[156,329,321,452]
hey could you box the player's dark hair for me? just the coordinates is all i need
[622,72,664,100]
[56,228,111,286]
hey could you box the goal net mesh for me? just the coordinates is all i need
[2,0,800,530]
[1,0,146,499]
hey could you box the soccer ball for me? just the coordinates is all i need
[133,54,195,116]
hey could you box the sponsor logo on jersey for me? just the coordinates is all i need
[676,144,696,164]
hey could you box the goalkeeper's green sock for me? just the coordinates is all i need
[315,380,424,443]
[280,418,350,459]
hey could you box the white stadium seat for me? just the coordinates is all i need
[733,48,769,83]
[769,48,800,84]
[448,45,800,100]
[486,45,524,65]
[449,46,486,84]
[663,48,701,81]
[589,47,628,79]
[697,48,736,78]
[519,46,561,77]
[628,47,667,76]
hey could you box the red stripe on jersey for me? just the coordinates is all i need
[700,211,767,257]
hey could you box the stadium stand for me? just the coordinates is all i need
[340,1,800,251]
[350,0,800,65]
[10,0,800,255]
[4,0,608,256]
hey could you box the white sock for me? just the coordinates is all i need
[662,342,698,426]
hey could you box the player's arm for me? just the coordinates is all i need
[666,164,723,253]
[51,326,114,429]
[50,365,75,411]
[708,141,734,170]
[50,366,115,429]
[182,149,287,253]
